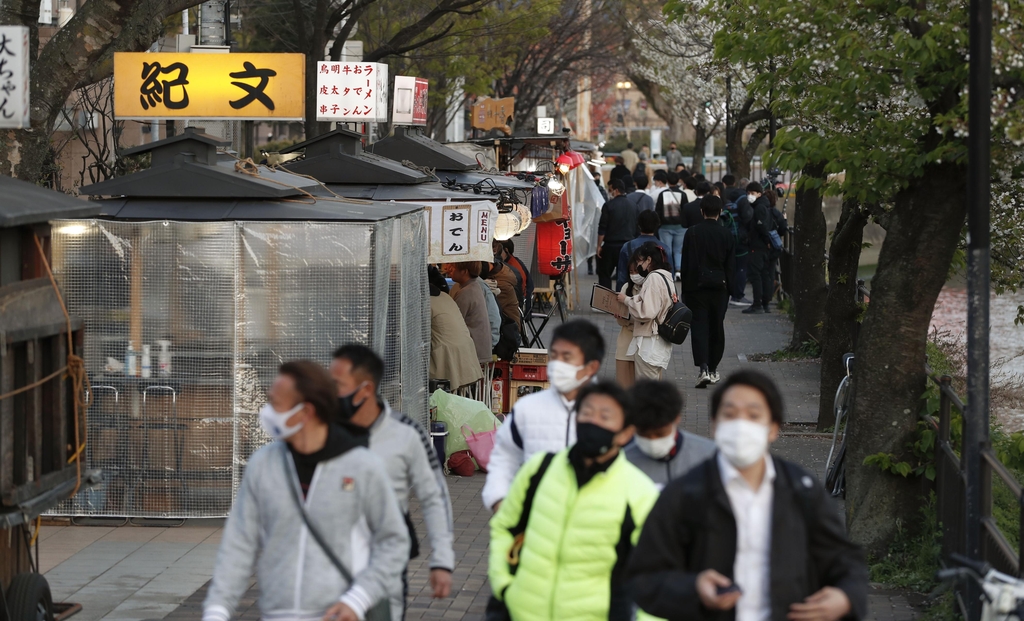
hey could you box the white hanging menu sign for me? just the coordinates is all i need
[0,26,30,129]
[315,61,388,122]
[424,200,496,263]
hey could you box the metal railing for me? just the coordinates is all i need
[923,370,1024,616]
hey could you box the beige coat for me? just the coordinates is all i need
[430,292,484,389]
[623,269,675,338]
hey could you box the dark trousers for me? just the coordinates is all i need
[732,252,749,300]
[747,250,773,307]
[598,242,624,289]
[685,289,729,371]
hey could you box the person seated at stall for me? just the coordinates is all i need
[496,239,534,318]
[482,260,522,331]
[445,261,493,365]
[428,266,483,390]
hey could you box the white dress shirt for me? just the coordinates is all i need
[718,452,776,621]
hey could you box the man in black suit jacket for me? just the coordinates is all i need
[628,370,868,621]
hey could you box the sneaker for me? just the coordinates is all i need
[696,370,712,388]
[729,297,753,307]
[762,306,771,314]
[674,272,681,282]
[742,306,765,315]
[709,371,721,384]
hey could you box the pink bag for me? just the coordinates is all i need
[462,423,497,472]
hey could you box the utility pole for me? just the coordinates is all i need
[725,75,732,174]
[963,0,992,617]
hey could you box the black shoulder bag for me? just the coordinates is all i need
[486,452,557,621]
[654,272,693,345]
[283,450,392,621]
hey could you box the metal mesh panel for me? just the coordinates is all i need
[399,212,430,427]
[49,220,238,517]
[45,216,425,518]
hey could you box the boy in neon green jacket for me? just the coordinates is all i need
[489,381,660,621]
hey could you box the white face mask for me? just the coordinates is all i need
[259,402,305,440]
[630,273,645,284]
[714,419,770,469]
[747,194,759,204]
[547,359,589,394]
[635,432,676,460]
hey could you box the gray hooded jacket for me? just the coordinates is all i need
[203,441,409,621]
[624,430,717,490]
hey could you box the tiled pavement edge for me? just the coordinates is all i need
[43,275,916,620]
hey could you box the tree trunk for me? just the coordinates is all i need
[692,123,707,174]
[726,128,751,179]
[789,163,828,351]
[845,161,966,554]
[817,198,866,431]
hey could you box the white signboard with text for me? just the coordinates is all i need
[315,61,388,122]
[424,200,497,263]
[0,26,30,129]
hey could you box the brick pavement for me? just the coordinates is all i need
[156,274,918,621]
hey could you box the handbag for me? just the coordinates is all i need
[462,423,498,472]
[447,450,477,476]
[486,452,556,621]
[654,272,693,345]
[282,451,392,621]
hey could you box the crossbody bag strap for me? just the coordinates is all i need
[282,449,356,585]
[507,452,556,573]
[656,271,678,303]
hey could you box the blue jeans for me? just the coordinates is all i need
[659,225,685,273]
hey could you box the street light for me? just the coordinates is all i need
[616,81,632,139]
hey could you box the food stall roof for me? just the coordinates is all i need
[436,170,535,190]
[326,182,503,201]
[466,135,599,152]
[0,175,100,228]
[92,195,423,221]
[279,129,430,185]
[369,126,479,172]
[80,129,322,199]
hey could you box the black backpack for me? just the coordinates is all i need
[654,272,692,345]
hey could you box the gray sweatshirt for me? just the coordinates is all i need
[203,441,409,621]
[623,430,717,490]
[367,402,455,572]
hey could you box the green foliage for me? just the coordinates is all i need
[869,494,942,592]
[776,296,795,319]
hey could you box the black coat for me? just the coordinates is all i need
[679,219,736,294]
[627,455,869,621]
[682,198,705,228]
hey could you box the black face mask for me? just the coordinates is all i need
[338,386,367,421]
[575,422,618,458]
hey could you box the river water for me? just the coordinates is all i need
[930,287,1024,429]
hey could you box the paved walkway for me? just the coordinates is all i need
[39,274,917,620]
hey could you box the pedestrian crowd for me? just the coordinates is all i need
[595,148,789,387]
[202,314,868,621]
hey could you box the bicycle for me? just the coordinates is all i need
[825,353,854,497]
[938,553,1024,621]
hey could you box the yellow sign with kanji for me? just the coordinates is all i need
[114,53,305,120]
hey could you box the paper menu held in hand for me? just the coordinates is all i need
[590,284,630,318]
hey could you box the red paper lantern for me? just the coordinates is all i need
[568,150,586,167]
[555,152,574,174]
[537,218,573,276]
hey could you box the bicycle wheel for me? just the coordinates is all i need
[826,375,851,472]
[825,440,846,497]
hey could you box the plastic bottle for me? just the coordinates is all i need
[156,340,172,376]
[126,342,138,377]
[141,344,152,379]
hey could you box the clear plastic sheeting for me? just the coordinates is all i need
[47,216,428,518]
